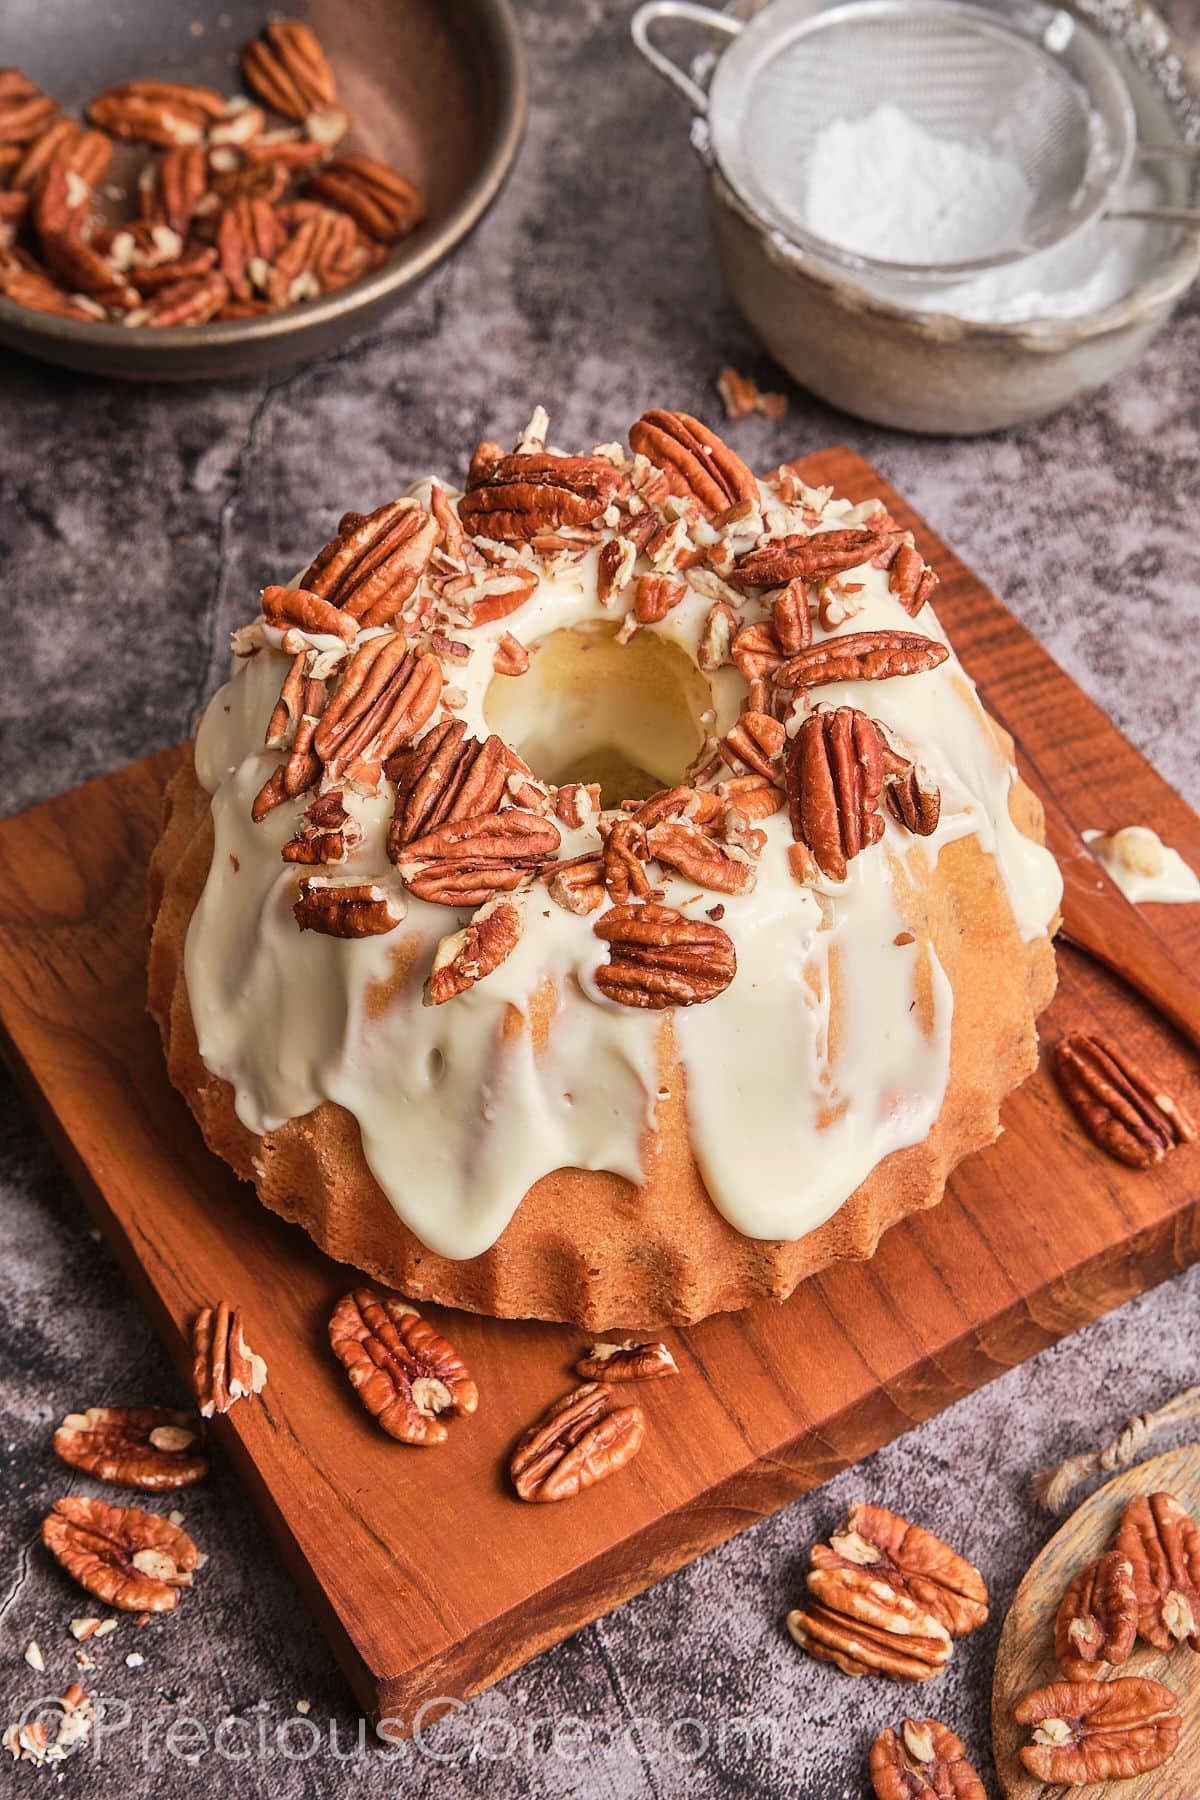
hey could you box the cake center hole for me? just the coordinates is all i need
[483,622,712,808]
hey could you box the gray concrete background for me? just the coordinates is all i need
[1,1,1198,1793]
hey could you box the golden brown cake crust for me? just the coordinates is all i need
[148,746,1056,1330]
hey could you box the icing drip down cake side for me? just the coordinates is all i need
[147,409,1061,1329]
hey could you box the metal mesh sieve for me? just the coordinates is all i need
[633,0,1158,281]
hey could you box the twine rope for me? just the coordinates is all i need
[1032,1383,1200,1512]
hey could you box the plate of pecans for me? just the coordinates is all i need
[0,0,525,379]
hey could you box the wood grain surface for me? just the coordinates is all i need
[992,1446,1200,1798]
[0,447,1198,1729]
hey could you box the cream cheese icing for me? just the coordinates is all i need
[1082,826,1200,906]
[185,442,1061,1260]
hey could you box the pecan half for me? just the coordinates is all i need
[633,574,685,624]
[216,195,282,302]
[261,583,357,645]
[593,900,736,1009]
[139,142,208,238]
[1052,1034,1196,1169]
[399,810,561,906]
[307,154,424,243]
[0,252,102,320]
[869,1718,985,1800]
[645,818,757,894]
[39,234,139,311]
[241,19,338,122]
[53,1407,207,1492]
[810,1502,988,1638]
[301,500,440,626]
[459,451,626,543]
[575,1341,679,1383]
[127,270,230,326]
[267,206,359,306]
[787,708,887,883]
[0,74,59,146]
[386,720,511,854]
[721,710,785,779]
[282,789,357,865]
[510,1383,645,1503]
[328,1288,477,1446]
[191,1300,267,1418]
[786,1594,951,1681]
[313,635,441,782]
[294,877,404,937]
[601,817,651,902]
[1055,1550,1138,1680]
[732,527,888,592]
[718,772,786,821]
[546,851,606,915]
[253,650,328,820]
[426,897,521,1005]
[492,631,529,675]
[1014,1677,1182,1782]
[889,543,940,616]
[774,630,949,692]
[1115,1491,1200,1651]
[628,409,756,517]
[42,1496,200,1612]
[773,580,812,653]
[87,79,227,147]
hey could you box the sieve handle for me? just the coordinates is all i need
[630,1,744,114]
[1106,143,1200,226]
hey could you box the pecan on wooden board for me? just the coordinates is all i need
[1055,1549,1138,1679]
[42,1496,201,1612]
[628,409,757,517]
[53,1406,207,1491]
[1114,1490,1200,1650]
[592,900,736,1009]
[191,1300,267,1418]
[328,1288,477,1446]
[510,1383,645,1503]
[1053,1033,1195,1169]
[575,1341,679,1383]
[1014,1677,1182,1783]
[869,1717,985,1800]
[810,1501,988,1638]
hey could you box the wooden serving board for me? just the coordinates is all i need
[2,447,1200,1730]
[992,1446,1200,1798]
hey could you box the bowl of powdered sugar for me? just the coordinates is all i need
[632,0,1200,433]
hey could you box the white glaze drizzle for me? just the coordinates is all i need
[185,463,1061,1257]
[1083,826,1200,905]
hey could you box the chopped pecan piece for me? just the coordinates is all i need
[510,1382,645,1503]
[314,634,441,782]
[53,1407,207,1492]
[282,789,357,865]
[575,1341,679,1383]
[87,79,227,147]
[191,1300,267,1417]
[1053,1034,1195,1169]
[786,708,887,883]
[1055,1550,1138,1679]
[732,526,888,592]
[602,817,651,902]
[731,620,785,682]
[646,818,757,894]
[386,720,511,854]
[1115,1490,1200,1650]
[328,1288,477,1446]
[774,630,949,692]
[597,535,637,608]
[718,772,786,821]
[715,366,787,422]
[628,409,756,516]
[301,500,440,626]
[42,1496,200,1612]
[786,1594,950,1681]
[546,851,606,915]
[241,19,338,122]
[721,710,785,779]
[886,763,941,836]
[593,900,736,1009]
[426,897,521,1005]
[1014,1677,1182,1782]
[459,451,626,543]
[492,631,529,675]
[810,1501,988,1638]
[399,810,561,906]
[261,583,357,645]
[869,1718,985,1800]
[633,574,685,624]
[698,600,737,671]
[889,543,939,616]
[772,580,812,653]
[307,154,424,243]
[253,649,328,820]
[294,877,404,937]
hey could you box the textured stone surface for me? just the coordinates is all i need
[1,0,1199,1792]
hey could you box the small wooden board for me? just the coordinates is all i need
[992,1446,1200,1797]
[2,448,1199,1729]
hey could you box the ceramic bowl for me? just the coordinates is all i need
[0,0,526,381]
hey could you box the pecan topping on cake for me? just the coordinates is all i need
[398,811,561,906]
[628,409,756,516]
[53,1407,208,1492]
[787,708,888,883]
[459,451,626,542]
[1052,1034,1196,1168]
[42,1497,201,1612]
[313,635,441,783]
[301,502,440,627]
[261,583,357,645]
[593,901,736,1009]
[294,877,405,937]
[426,898,522,1005]
[387,720,513,855]
[889,542,940,615]
[774,630,949,692]
[328,1288,477,1445]
[732,526,888,591]
[510,1383,645,1503]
